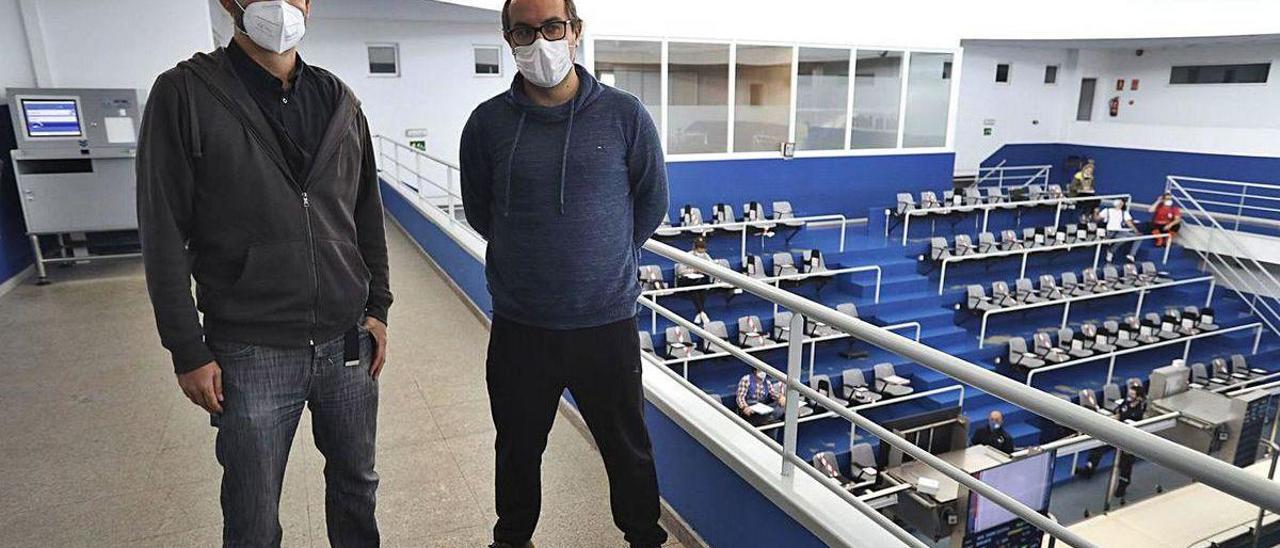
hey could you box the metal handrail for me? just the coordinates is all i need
[643,264,882,302]
[643,238,1280,517]
[936,232,1168,295]
[898,192,1128,245]
[1023,322,1265,387]
[637,290,1093,547]
[1012,411,1182,458]
[974,275,1217,347]
[974,163,1053,192]
[375,136,482,240]
[759,384,966,432]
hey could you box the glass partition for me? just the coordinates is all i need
[733,45,793,153]
[668,43,731,154]
[851,50,903,149]
[594,40,663,134]
[796,47,850,151]
[902,52,953,148]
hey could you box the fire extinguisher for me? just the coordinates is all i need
[1109,97,1120,117]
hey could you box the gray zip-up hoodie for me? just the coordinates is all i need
[460,65,668,329]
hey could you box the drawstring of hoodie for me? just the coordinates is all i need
[557,101,577,215]
[501,113,527,218]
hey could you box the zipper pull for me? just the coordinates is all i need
[302,192,311,208]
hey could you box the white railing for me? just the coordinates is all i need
[759,384,965,433]
[973,275,1217,347]
[1167,177,1280,338]
[936,232,1169,295]
[1023,322,1265,387]
[974,163,1053,192]
[1168,176,1280,235]
[897,192,1130,246]
[375,136,481,240]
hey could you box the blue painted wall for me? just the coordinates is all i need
[382,176,829,547]
[0,105,34,288]
[666,153,956,220]
[983,143,1280,205]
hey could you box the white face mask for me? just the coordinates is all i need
[1164,200,1174,207]
[514,38,575,88]
[235,0,307,54]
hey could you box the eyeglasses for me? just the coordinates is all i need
[505,19,577,47]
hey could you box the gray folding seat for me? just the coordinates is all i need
[711,258,732,283]
[1026,184,1045,201]
[1014,278,1043,304]
[1023,227,1045,247]
[1102,383,1122,411]
[737,315,770,347]
[1045,226,1067,246]
[1104,320,1140,349]
[929,237,952,261]
[849,442,880,485]
[810,374,848,407]
[1078,388,1110,416]
[664,326,704,358]
[873,363,914,397]
[1103,265,1132,289]
[773,311,796,342]
[638,331,655,354]
[1081,323,1115,353]
[1121,263,1142,286]
[1057,327,1093,358]
[841,369,881,405]
[1038,274,1064,300]
[1164,308,1197,336]
[966,285,996,312]
[811,450,852,486]
[837,303,859,319]
[1186,306,1219,331]
[743,255,767,279]
[1232,354,1267,377]
[1046,184,1064,199]
[1061,271,1088,297]
[701,321,728,353]
[1128,315,1160,345]
[1081,268,1109,293]
[987,187,1010,208]
[742,201,777,234]
[943,189,963,207]
[991,281,1018,307]
[773,252,799,277]
[772,201,805,228]
[1141,262,1172,284]
[1189,362,1211,388]
[1145,312,1180,340]
[977,232,997,254]
[1072,223,1090,243]
[680,205,715,235]
[953,234,976,256]
[713,203,743,231]
[802,249,829,274]
[638,264,668,291]
[1000,229,1023,251]
[807,312,843,338]
[963,187,983,206]
[1062,223,1080,243]
[1032,331,1070,363]
[1212,357,1243,381]
[895,193,917,216]
[655,212,682,238]
[920,191,942,209]
[1007,337,1046,369]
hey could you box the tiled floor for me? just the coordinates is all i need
[0,223,682,547]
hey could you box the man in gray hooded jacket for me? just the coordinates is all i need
[460,1,669,546]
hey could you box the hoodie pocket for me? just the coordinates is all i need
[203,241,312,325]
[315,239,371,326]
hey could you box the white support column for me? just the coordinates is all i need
[782,312,805,478]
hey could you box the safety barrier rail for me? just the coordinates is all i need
[936,232,1169,295]
[759,384,967,433]
[896,192,1129,245]
[974,162,1053,192]
[1168,176,1280,339]
[375,136,482,240]
[974,275,1217,347]
[1023,322,1265,387]
[642,238,1280,544]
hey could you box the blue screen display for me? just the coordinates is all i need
[22,99,83,138]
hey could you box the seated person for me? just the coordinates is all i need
[1148,192,1182,248]
[970,410,1015,453]
[736,370,786,426]
[1096,199,1142,263]
[677,237,714,324]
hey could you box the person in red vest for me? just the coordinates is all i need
[1148,192,1183,247]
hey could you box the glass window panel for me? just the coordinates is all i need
[903,52,954,148]
[368,45,398,75]
[851,50,902,149]
[995,63,1011,83]
[474,46,500,75]
[1170,63,1270,84]
[593,40,662,135]
[1044,65,1059,84]
[796,47,849,151]
[733,45,793,153]
[668,43,730,154]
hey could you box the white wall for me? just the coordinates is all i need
[954,38,1280,172]
[299,16,512,163]
[17,0,214,100]
[0,0,36,99]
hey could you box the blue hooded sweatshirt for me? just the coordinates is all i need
[460,65,669,329]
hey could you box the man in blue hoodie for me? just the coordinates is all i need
[460,1,669,547]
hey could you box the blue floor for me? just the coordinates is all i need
[642,201,1280,480]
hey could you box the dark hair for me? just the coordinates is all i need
[502,0,581,31]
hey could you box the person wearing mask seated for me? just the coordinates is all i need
[736,370,786,426]
[970,410,1015,453]
[677,237,714,324]
[1077,385,1147,500]
[1096,198,1142,263]
[1069,160,1099,221]
[1148,192,1183,248]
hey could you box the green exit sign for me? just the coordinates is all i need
[409,140,426,151]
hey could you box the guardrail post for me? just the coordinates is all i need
[1207,279,1217,308]
[902,214,912,246]
[1134,288,1147,318]
[782,312,805,478]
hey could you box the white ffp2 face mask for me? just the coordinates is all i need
[514,38,574,88]
[235,0,307,54]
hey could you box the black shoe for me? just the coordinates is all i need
[489,543,534,548]
[1075,465,1095,479]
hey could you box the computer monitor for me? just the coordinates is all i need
[967,450,1055,534]
[19,97,83,139]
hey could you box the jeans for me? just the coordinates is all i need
[209,326,379,548]
[486,315,667,548]
[1105,229,1141,260]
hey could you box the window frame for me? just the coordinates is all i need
[1043,65,1059,85]
[472,44,504,78]
[1168,62,1271,86]
[994,63,1012,84]
[366,42,400,78]
[587,36,959,160]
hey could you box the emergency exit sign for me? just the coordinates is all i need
[409,140,426,151]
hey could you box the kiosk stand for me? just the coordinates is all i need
[6,87,142,284]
